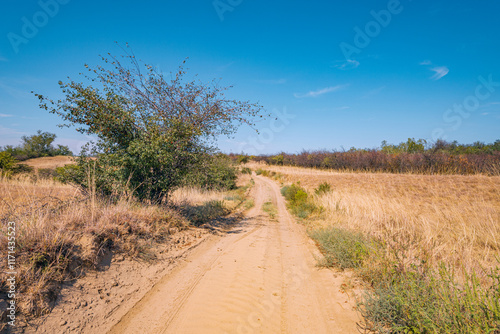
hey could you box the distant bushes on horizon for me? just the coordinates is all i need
[245,138,500,175]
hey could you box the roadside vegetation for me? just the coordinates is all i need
[244,138,500,175]
[0,47,262,325]
[257,165,500,333]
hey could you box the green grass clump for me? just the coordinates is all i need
[314,182,332,195]
[262,201,278,220]
[308,224,500,333]
[363,265,500,333]
[309,227,370,269]
[240,167,252,175]
[281,184,318,218]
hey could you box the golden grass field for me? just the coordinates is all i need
[20,155,75,169]
[250,163,500,280]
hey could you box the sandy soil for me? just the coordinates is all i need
[27,175,360,333]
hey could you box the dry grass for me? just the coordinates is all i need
[0,170,243,320]
[252,163,500,278]
[170,187,226,206]
[21,155,75,169]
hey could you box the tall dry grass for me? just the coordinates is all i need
[255,163,500,278]
[0,173,240,320]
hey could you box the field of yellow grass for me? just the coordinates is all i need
[250,163,500,278]
[20,155,75,169]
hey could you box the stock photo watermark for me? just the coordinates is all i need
[5,221,17,327]
[213,0,243,21]
[7,0,71,54]
[432,74,499,141]
[237,107,295,155]
[339,0,410,61]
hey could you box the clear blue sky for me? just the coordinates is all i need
[1,0,499,155]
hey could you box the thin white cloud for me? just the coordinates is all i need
[0,113,13,117]
[335,59,360,70]
[419,60,432,65]
[294,85,348,98]
[430,66,449,80]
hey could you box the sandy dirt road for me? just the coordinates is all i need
[107,175,359,333]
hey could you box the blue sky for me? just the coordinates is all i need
[1,0,499,155]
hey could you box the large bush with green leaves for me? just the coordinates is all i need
[0,151,17,174]
[182,153,237,190]
[36,47,264,202]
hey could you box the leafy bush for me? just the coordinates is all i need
[35,48,264,202]
[240,167,252,175]
[237,155,249,164]
[0,151,17,172]
[37,168,57,180]
[310,227,370,269]
[12,163,34,175]
[281,184,318,218]
[182,153,237,191]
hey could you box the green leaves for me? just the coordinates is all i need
[35,46,264,202]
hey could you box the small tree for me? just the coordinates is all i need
[35,46,265,201]
[21,130,56,158]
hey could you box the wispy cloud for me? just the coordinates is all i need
[0,57,7,62]
[0,113,13,117]
[363,86,386,99]
[334,59,360,70]
[294,84,348,98]
[419,60,431,65]
[430,66,449,80]
[0,125,26,137]
[256,78,287,85]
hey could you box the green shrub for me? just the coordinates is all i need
[237,155,249,164]
[315,182,332,195]
[281,184,319,218]
[262,201,278,220]
[182,153,237,191]
[241,167,252,175]
[38,168,57,180]
[363,265,500,333]
[309,227,370,269]
[12,163,34,175]
[0,151,17,171]
[280,184,301,201]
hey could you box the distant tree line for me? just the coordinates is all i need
[239,138,500,175]
[1,130,72,161]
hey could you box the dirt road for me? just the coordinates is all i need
[107,175,359,333]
